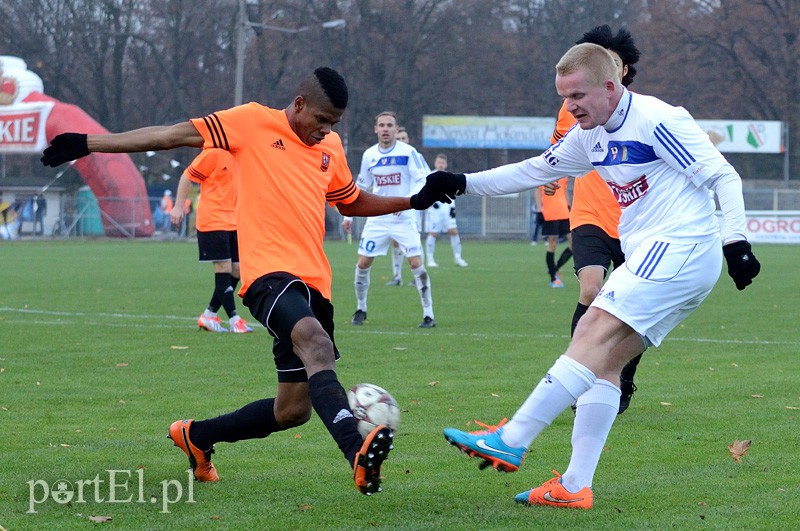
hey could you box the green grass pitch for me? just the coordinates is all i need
[1,239,798,529]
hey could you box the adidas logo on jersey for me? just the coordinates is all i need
[272,139,286,150]
[591,142,604,153]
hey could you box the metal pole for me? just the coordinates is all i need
[234,0,247,106]
[783,121,790,187]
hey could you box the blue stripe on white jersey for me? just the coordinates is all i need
[654,123,695,169]
[369,155,410,172]
[593,140,658,167]
[635,241,669,279]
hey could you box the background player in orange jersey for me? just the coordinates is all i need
[548,25,643,413]
[538,176,573,288]
[41,67,441,496]
[170,148,253,333]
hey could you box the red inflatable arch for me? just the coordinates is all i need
[26,92,154,237]
[0,56,152,237]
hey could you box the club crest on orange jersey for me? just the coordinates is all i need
[321,152,330,172]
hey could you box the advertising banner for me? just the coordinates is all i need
[0,101,55,153]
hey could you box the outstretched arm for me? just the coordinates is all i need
[337,191,411,217]
[88,122,203,153]
[42,122,203,167]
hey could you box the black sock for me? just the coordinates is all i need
[231,275,240,291]
[546,252,556,280]
[571,302,589,337]
[556,248,573,270]
[308,370,362,466]
[214,272,237,318]
[189,398,281,450]
[621,353,643,382]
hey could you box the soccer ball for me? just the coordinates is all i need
[347,383,400,438]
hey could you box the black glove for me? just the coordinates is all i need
[41,133,90,167]
[409,171,466,210]
[449,206,456,219]
[723,241,761,291]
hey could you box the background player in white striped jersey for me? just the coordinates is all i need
[342,111,436,328]
[384,126,420,286]
[430,43,760,509]
[424,153,468,268]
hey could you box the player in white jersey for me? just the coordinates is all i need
[424,153,468,268]
[385,126,425,285]
[420,43,760,508]
[342,111,436,328]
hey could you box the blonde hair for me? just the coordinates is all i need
[374,110,397,124]
[556,43,620,86]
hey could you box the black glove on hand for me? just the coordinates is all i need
[409,171,466,210]
[723,240,761,291]
[41,133,90,167]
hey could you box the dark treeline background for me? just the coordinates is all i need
[2,0,797,188]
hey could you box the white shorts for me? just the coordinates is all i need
[592,237,722,347]
[425,203,457,233]
[359,217,423,258]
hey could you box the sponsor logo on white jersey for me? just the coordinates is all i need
[375,173,402,186]
[606,175,649,208]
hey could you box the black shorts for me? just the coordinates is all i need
[571,224,625,276]
[197,230,239,263]
[541,219,570,237]
[242,272,340,383]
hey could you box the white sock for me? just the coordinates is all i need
[561,379,620,492]
[203,309,217,318]
[426,234,436,262]
[411,265,433,318]
[391,246,403,279]
[450,234,462,260]
[501,355,595,448]
[354,265,370,311]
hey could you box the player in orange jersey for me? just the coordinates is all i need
[170,149,253,333]
[537,177,572,287]
[41,67,440,496]
[549,25,643,413]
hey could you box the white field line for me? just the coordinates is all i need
[1,307,796,346]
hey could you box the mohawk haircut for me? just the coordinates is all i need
[314,67,349,109]
[576,25,641,86]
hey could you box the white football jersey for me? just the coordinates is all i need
[357,140,429,223]
[466,88,745,256]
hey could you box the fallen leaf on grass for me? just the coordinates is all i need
[299,504,313,511]
[210,515,221,521]
[392,347,407,351]
[785,406,800,410]
[728,439,751,462]
[660,402,672,406]
[88,515,112,523]
[751,394,764,399]
[115,363,128,367]
[170,345,189,350]
[428,381,439,387]
[491,393,500,397]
